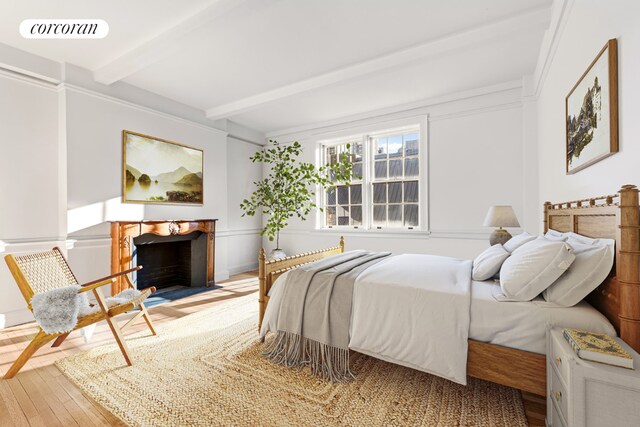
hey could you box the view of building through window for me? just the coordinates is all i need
[322,127,421,230]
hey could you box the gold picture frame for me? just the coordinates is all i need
[122,130,204,205]
[565,39,618,174]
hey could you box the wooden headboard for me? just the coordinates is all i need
[544,184,640,352]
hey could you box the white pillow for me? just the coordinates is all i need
[503,232,536,253]
[545,229,568,241]
[548,231,601,246]
[498,237,575,301]
[543,239,614,307]
[472,244,510,281]
[566,232,600,246]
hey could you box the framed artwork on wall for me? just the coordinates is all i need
[565,38,618,174]
[122,130,204,205]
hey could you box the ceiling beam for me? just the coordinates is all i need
[93,0,275,85]
[205,6,551,120]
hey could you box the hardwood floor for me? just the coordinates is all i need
[0,270,545,426]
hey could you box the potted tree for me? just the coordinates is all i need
[240,140,356,259]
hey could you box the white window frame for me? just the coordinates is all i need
[319,136,367,228]
[317,118,429,233]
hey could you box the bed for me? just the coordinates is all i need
[257,185,640,396]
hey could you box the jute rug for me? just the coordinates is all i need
[56,293,528,427]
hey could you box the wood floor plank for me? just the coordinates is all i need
[53,375,112,427]
[18,369,78,426]
[522,391,547,426]
[0,380,30,427]
[5,378,40,421]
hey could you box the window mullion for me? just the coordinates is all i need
[362,134,371,230]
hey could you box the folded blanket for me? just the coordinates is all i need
[264,250,391,381]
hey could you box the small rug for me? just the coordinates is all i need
[141,285,222,308]
[56,293,528,427]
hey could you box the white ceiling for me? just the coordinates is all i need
[0,0,215,70]
[0,0,553,134]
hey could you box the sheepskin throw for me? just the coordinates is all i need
[107,288,141,307]
[31,285,88,334]
[31,286,142,335]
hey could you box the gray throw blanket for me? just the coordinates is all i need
[264,250,391,381]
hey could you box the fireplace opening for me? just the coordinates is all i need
[132,231,207,291]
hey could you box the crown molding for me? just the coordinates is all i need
[227,133,264,146]
[0,66,59,90]
[266,79,522,141]
[60,83,229,137]
[531,0,575,98]
[0,42,62,83]
[206,6,550,120]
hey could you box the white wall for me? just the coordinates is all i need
[64,87,265,285]
[65,87,231,282]
[225,137,263,274]
[264,85,533,260]
[0,58,264,328]
[0,71,65,328]
[0,73,61,240]
[536,0,640,217]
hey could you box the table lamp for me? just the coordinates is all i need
[483,205,520,246]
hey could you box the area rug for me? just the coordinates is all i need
[56,293,528,427]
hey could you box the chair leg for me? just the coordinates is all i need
[93,288,133,366]
[139,302,157,336]
[4,329,54,379]
[104,315,133,366]
[51,332,70,348]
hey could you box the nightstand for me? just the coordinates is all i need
[546,328,640,427]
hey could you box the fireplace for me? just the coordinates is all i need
[133,232,208,290]
[110,219,217,295]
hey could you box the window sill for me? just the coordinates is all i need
[315,228,431,239]
[279,228,499,241]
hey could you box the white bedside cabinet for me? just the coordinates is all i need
[546,329,640,427]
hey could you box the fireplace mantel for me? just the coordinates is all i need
[110,219,217,294]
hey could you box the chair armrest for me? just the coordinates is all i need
[78,278,115,293]
[80,266,142,288]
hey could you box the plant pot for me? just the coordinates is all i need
[268,248,287,260]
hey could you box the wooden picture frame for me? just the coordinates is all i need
[565,39,618,174]
[122,130,204,205]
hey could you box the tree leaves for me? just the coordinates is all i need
[239,140,357,245]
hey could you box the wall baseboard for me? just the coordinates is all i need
[0,308,33,329]
[228,262,258,276]
[215,270,230,283]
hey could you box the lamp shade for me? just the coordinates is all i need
[483,205,520,228]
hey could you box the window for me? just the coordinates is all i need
[324,140,363,227]
[321,126,422,230]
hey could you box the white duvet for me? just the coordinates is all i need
[261,254,473,385]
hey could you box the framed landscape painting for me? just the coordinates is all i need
[122,130,204,204]
[565,39,618,174]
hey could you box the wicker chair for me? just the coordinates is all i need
[3,247,157,379]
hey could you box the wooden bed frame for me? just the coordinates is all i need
[258,185,640,396]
